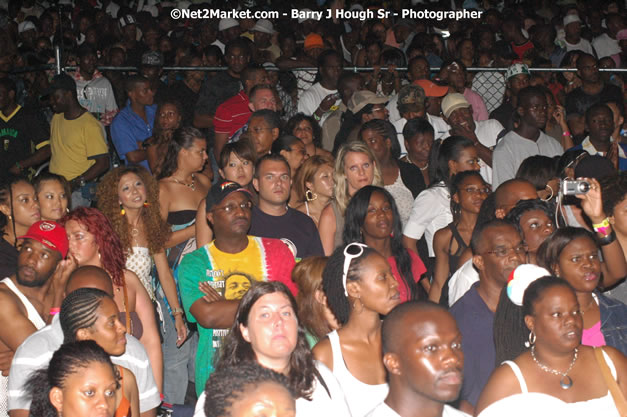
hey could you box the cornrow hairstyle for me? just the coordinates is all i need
[27,340,119,417]
[0,175,31,247]
[216,281,318,400]
[342,186,425,301]
[323,243,378,325]
[60,288,110,343]
[203,361,295,417]
[359,119,401,159]
[493,286,529,366]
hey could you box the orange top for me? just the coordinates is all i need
[115,366,131,417]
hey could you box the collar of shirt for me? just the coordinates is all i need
[581,136,627,159]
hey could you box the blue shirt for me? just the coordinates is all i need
[568,138,627,172]
[110,101,156,171]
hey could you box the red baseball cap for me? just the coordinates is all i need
[19,221,69,258]
[412,79,449,97]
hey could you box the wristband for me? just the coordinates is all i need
[593,218,611,236]
[172,307,184,315]
[562,131,571,136]
[598,230,617,246]
[50,307,61,316]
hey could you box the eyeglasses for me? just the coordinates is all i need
[483,243,528,258]
[215,200,253,213]
[463,186,491,195]
[342,243,368,297]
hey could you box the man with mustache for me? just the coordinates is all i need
[0,220,72,417]
[366,301,469,417]
[178,180,296,396]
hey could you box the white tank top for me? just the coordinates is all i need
[0,278,46,417]
[328,330,388,417]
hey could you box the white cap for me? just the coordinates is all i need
[251,19,275,34]
[18,21,36,33]
[219,18,239,31]
[563,14,581,27]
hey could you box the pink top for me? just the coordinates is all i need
[582,320,607,347]
[387,250,427,302]
[464,88,489,121]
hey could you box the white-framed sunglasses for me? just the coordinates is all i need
[342,243,368,297]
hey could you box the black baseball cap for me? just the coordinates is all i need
[205,181,252,213]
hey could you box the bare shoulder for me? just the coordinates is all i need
[320,204,335,221]
[312,336,333,370]
[475,360,523,415]
[0,283,24,313]
[433,226,452,246]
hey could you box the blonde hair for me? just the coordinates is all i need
[293,154,334,204]
[334,141,383,214]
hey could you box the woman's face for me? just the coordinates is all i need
[65,220,99,265]
[343,151,376,195]
[157,103,182,131]
[117,173,147,211]
[453,175,489,214]
[527,285,582,353]
[449,147,480,177]
[361,129,390,163]
[362,191,394,241]
[229,381,296,417]
[5,181,41,229]
[37,180,68,221]
[610,196,627,236]
[79,297,127,356]
[241,292,299,368]
[292,120,314,146]
[519,209,554,253]
[354,253,400,315]
[220,152,254,187]
[51,362,118,417]
[306,164,334,200]
[181,138,209,172]
[280,141,308,173]
[406,132,434,162]
[555,237,601,293]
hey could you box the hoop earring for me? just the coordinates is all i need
[525,331,536,348]
[305,189,317,202]
[120,204,125,216]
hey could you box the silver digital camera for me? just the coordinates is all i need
[561,179,590,195]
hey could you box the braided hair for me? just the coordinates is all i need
[60,288,110,343]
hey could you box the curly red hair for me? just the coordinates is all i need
[60,207,126,287]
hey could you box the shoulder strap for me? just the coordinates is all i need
[594,347,627,416]
[313,367,331,399]
[503,360,528,393]
[1,278,46,328]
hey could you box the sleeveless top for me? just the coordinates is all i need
[125,247,154,301]
[330,200,345,252]
[167,210,196,226]
[478,353,620,417]
[447,223,468,273]
[327,330,388,417]
[114,366,131,417]
[0,278,46,417]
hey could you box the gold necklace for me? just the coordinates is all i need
[171,173,196,191]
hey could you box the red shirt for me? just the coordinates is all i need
[387,250,427,302]
[213,91,252,137]
[511,40,534,61]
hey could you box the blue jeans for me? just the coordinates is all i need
[157,292,197,405]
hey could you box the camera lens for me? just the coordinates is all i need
[578,181,590,193]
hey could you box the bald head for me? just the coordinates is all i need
[495,179,538,216]
[65,266,114,297]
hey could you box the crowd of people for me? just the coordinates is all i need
[2,0,627,416]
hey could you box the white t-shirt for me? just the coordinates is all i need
[366,402,470,417]
[298,82,340,126]
[447,259,479,307]
[564,38,595,56]
[474,119,505,185]
[592,33,620,59]
[403,185,452,257]
[193,361,352,417]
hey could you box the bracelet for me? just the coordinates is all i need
[562,131,571,136]
[50,307,61,316]
[598,230,617,246]
[172,307,184,315]
[593,218,611,236]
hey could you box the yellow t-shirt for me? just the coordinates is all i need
[49,111,108,180]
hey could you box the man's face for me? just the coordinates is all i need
[207,192,252,239]
[249,116,278,155]
[519,94,548,129]
[253,159,291,207]
[79,53,97,76]
[426,96,443,116]
[388,310,464,404]
[320,55,343,88]
[226,46,250,75]
[409,59,430,81]
[577,56,600,84]
[340,75,364,105]
[474,225,526,286]
[446,107,475,131]
[508,74,529,96]
[122,24,137,42]
[587,107,614,142]
[50,89,70,114]
[129,81,154,107]
[250,89,277,111]
[17,239,61,288]
[565,21,581,39]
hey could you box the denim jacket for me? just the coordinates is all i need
[598,291,627,356]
